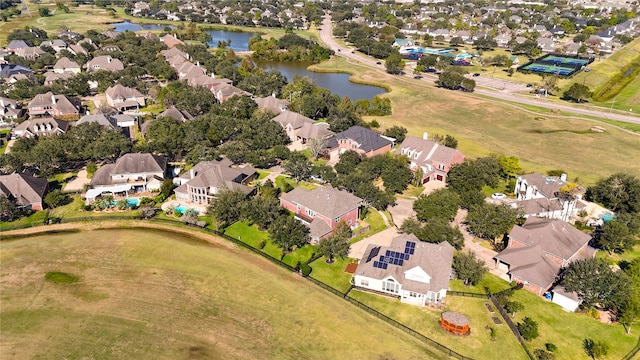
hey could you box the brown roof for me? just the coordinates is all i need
[517,173,580,199]
[106,84,144,100]
[514,198,563,216]
[111,153,166,175]
[254,96,290,114]
[281,186,362,219]
[53,57,80,70]
[0,173,49,207]
[294,122,333,140]
[355,234,454,294]
[86,56,124,72]
[14,117,69,133]
[28,92,79,115]
[180,160,255,195]
[161,47,187,60]
[398,136,464,168]
[272,110,314,130]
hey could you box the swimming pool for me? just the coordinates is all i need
[600,212,615,222]
[110,197,141,207]
[175,206,199,215]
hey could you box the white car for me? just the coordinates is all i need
[491,193,507,199]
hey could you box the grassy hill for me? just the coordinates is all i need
[0,227,444,359]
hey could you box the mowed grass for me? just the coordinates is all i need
[311,56,640,184]
[348,290,527,360]
[508,289,638,360]
[0,228,445,359]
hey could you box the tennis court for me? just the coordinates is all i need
[517,53,594,77]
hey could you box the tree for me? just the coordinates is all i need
[207,189,247,229]
[413,188,461,222]
[38,7,51,17]
[44,189,69,208]
[453,251,487,286]
[517,317,539,341]
[583,339,609,359]
[284,151,312,181]
[436,69,466,90]
[268,215,308,252]
[383,125,407,143]
[318,221,352,263]
[139,206,157,219]
[586,173,640,214]
[334,150,362,175]
[561,258,633,313]
[385,53,405,74]
[401,217,465,250]
[563,83,592,103]
[0,194,16,221]
[443,135,458,149]
[466,203,519,243]
[143,117,185,158]
[504,301,525,318]
[594,220,634,254]
[307,136,328,160]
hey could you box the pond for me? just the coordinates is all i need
[205,30,259,51]
[111,21,174,32]
[256,61,385,101]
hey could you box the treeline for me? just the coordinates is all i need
[249,33,333,63]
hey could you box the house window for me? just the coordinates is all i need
[334,216,340,223]
[438,164,445,170]
[306,209,315,217]
[360,279,369,287]
[383,280,399,294]
[296,204,301,211]
[414,153,419,159]
[409,292,417,297]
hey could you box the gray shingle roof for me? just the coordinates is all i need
[76,114,116,128]
[398,136,463,167]
[330,126,392,153]
[272,110,314,130]
[355,234,454,294]
[0,173,48,207]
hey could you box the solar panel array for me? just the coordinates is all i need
[372,241,417,269]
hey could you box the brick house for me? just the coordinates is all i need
[326,126,393,158]
[0,173,49,211]
[105,84,146,111]
[27,92,80,118]
[280,186,362,243]
[173,159,255,204]
[397,134,465,183]
[12,117,69,138]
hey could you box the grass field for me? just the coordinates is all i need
[310,56,640,184]
[0,227,446,359]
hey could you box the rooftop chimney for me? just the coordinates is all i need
[560,173,567,182]
[107,56,112,63]
[423,131,428,140]
[51,94,56,104]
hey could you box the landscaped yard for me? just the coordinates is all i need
[223,221,283,260]
[281,244,317,268]
[350,209,388,244]
[508,288,638,360]
[275,175,317,192]
[309,256,355,293]
[0,226,442,359]
[595,243,640,266]
[449,273,513,295]
[348,290,527,360]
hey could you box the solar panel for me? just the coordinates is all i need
[398,259,404,266]
[373,261,380,268]
[393,259,399,265]
[404,253,409,260]
[385,250,391,256]
[409,248,415,255]
[407,241,416,249]
[382,263,388,269]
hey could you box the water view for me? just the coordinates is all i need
[256,61,386,101]
[111,21,174,32]
[205,30,259,51]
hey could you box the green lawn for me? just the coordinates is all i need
[401,185,425,198]
[309,256,355,293]
[281,244,317,268]
[508,289,638,360]
[223,221,283,260]
[348,290,528,360]
[595,243,640,266]
[350,209,388,243]
[0,227,442,359]
[275,175,317,192]
[311,56,640,184]
[449,273,513,294]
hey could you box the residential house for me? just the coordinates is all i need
[105,84,146,111]
[133,1,150,15]
[272,110,315,141]
[13,46,45,60]
[76,114,117,129]
[88,153,167,200]
[86,55,124,72]
[0,173,49,211]
[212,83,251,103]
[536,37,556,52]
[159,107,193,122]
[27,92,80,118]
[67,44,88,57]
[353,234,454,307]
[254,95,290,114]
[43,71,74,86]
[6,40,31,53]
[40,39,67,53]
[0,97,24,122]
[174,158,255,204]
[12,117,69,138]
[326,126,393,158]
[160,34,185,48]
[494,217,595,296]
[280,186,362,243]
[397,134,465,183]
[0,64,33,79]
[513,173,584,221]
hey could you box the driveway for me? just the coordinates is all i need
[63,169,90,193]
[388,198,415,227]
[348,227,398,260]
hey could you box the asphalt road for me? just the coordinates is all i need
[319,15,640,126]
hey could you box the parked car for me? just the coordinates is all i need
[414,75,423,79]
[526,84,533,87]
[473,73,480,77]
[491,193,507,199]
[376,61,382,65]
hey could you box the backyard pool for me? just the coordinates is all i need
[600,212,615,223]
[175,206,199,215]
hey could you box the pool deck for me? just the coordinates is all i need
[161,199,208,214]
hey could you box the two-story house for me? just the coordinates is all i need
[27,92,80,118]
[174,159,256,204]
[86,55,124,72]
[12,117,69,138]
[280,186,362,243]
[105,84,146,111]
[354,234,454,307]
[494,217,594,296]
[326,126,393,158]
[397,134,465,183]
[0,173,49,211]
[513,173,584,222]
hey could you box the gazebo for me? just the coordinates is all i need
[439,311,470,336]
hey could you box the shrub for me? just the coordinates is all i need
[299,263,312,276]
[45,271,78,284]
[257,240,266,249]
[517,317,539,341]
[139,197,155,205]
[291,259,300,270]
[583,338,609,359]
[534,349,555,360]
[86,162,97,178]
[545,343,557,352]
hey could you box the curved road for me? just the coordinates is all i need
[319,15,640,126]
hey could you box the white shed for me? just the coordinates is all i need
[552,286,581,312]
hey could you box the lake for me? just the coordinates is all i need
[112,21,174,32]
[256,61,386,101]
[205,30,259,51]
